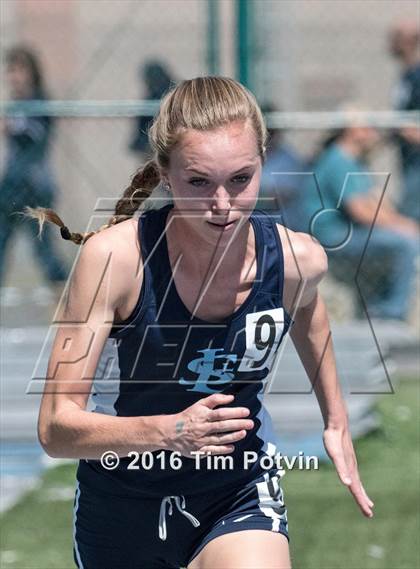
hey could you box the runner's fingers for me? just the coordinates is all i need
[360,483,374,507]
[197,445,235,456]
[201,394,235,410]
[207,419,254,434]
[348,480,373,517]
[362,494,374,510]
[333,456,352,485]
[206,430,247,445]
[209,407,251,421]
[353,474,374,508]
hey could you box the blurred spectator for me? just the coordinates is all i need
[257,104,306,231]
[128,60,175,211]
[128,60,174,156]
[389,19,420,222]
[303,108,418,320]
[0,46,68,289]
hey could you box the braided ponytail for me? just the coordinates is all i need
[23,159,161,246]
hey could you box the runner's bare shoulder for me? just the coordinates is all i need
[63,217,143,325]
[275,223,328,311]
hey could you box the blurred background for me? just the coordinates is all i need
[0,1,419,568]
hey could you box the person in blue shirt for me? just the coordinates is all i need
[257,104,306,231]
[303,112,418,320]
[389,20,420,222]
[0,46,68,289]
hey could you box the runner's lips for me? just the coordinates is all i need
[207,219,237,227]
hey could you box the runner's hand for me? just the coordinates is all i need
[323,424,374,518]
[167,394,254,458]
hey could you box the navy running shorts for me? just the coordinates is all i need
[73,467,289,568]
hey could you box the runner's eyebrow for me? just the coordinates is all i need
[184,164,256,176]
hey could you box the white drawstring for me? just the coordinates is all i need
[158,495,200,541]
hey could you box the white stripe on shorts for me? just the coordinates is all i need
[73,482,85,569]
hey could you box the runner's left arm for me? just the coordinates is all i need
[285,232,374,518]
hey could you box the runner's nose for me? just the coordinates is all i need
[211,185,231,214]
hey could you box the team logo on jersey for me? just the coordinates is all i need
[178,308,286,393]
[179,348,237,394]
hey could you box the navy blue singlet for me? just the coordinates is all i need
[76,204,293,497]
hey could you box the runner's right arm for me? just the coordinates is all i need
[37,228,171,459]
[38,226,253,460]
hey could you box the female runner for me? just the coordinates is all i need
[33,76,374,569]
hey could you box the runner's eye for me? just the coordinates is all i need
[231,174,251,184]
[188,178,209,187]
[188,174,251,187]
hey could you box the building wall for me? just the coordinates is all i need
[255,0,418,110]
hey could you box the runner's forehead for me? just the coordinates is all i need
[170,124,260,174]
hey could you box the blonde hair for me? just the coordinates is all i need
[25,76,267,245]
